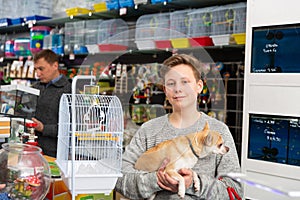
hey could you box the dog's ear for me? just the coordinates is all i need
[204,132,214,146]
[202,122,210,132]
[200,122,212,146]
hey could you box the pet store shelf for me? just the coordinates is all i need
[0,0,246,34]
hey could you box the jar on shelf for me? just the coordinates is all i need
[0,143,51,200]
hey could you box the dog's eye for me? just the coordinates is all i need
[218,143,223,148]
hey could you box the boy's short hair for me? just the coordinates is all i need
[160,54,202,82]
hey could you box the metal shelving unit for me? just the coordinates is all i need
[0,0,246,160]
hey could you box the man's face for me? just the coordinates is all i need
[34,58,58,83]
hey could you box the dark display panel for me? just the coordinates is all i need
[251,24,300,73]
[248,114,300,166]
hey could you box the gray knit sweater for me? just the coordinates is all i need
[115,112,243,199]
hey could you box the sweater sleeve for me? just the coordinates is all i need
[115,127,162,199]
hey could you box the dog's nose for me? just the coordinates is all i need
[225,146,229,152]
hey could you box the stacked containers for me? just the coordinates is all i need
[134,0,148,6]
[64,21,88,54]
[231,2,247,44]
[170,9,191,48]
[44,28,65,55]
[93,1,108,12]
[74,21,88,54]
[210,2,247,45]
[14,38,31,57]
[97,19,129,52]
[135,13,157,50]
[105,0,120,10]
[119,0,135,8]
[43,34,52,51]
[135,13,170,50]
[5,40,15,57]
[30,26,51,54]
[187,7,216,47]
[153,13,172,49]
[64,21,75,54]
[85,19,103,53]
[151,0,172,4]
[51,28,65,54]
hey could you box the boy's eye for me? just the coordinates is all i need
[166,82,175,87]
[182,79,191,85]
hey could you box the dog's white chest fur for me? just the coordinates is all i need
[173,156,198,172]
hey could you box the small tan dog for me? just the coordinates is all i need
[135,122,229,199]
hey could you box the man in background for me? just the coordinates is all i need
[32,49,71,157]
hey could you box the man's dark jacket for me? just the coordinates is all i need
[32,75,71,157]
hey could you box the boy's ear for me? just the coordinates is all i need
[197,79,203,92]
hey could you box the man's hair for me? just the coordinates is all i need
[160,54,202,82]
[33,49,59,64]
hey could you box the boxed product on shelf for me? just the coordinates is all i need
[170,9,191,48]
[93,1,108,12]
[134,0,148,5]
[119,0,135,8]
[43,28,64,55]
[0,84,40,118]
[151,0,171,4]
[65,7,92,16]
[0,18,12,27]
[11,17,24,25]
[232,32,246,45]
[187,7,216,47]
[23,15,51,22]
[105,0,120,10]
[13,38,31,57]
[5,40,15,57]
[0,117,10,138]
[75,192,113,200]
[97,19,129,52]
[30,26,51,54]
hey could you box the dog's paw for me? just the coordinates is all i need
[178,191,185,199]
[192,171,200,192]
[194,182,200,192]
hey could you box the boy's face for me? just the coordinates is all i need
[164,64,203,110]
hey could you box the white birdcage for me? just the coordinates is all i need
[56,76,124,197]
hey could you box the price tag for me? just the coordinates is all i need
[69,53,75,60]
[119,8,127,15]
